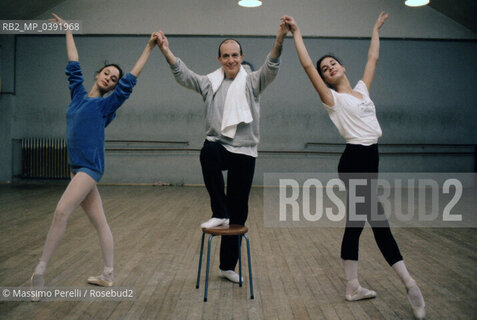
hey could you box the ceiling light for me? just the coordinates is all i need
[238,0,262,8]
[405,0,430,7]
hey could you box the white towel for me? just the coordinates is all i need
[207,65,252,139]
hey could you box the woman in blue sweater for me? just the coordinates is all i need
[31,13,157,292]
[283,13,425,319]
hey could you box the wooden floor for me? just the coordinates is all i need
[0,184,476,319]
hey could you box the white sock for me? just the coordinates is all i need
[392,261,425,307]
[103,267,114,281]
[34,261,47,275]
[31,262,46,292]
[343,260,376,301]
[345,279,376,301]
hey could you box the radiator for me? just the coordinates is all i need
[22,138,70,179]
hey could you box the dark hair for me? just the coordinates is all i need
[316,54,342,87]
[97,63,124,81]
[218,39,243,57]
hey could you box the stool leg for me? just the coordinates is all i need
[204,234,214,302]
[238,235,242,287]
[196,232,205,289]
[244,234,254,299]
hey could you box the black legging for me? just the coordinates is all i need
[338,144,402,266]
[200,140,256,270]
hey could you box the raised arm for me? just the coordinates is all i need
[249,21,288,96]
[50,13,78,61]
[156,31,177,65]
[361,11,389,90]
[130,32,158,77]
[282,16,333,106]
[269,21,288,59]
[155,30,209,96]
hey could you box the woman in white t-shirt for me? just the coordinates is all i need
[282,13,425,319]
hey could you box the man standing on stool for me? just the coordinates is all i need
[156,22,287,283]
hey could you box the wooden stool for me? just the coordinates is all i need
[195,224,254,302]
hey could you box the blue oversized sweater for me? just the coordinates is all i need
[65,61,137,181]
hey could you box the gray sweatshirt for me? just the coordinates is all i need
[170,55,280,157]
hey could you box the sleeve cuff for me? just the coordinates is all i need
[67,61,80,67]
[170,58,182,71]
[65,61,81,74]
[267,55,280,65]
[124,72,137,84]
[322,90,337,110]
[116,73,137,91]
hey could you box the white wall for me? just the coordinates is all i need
[7,34,476,184]
[1,0,475,183]
[36,0,476,39]
[0,35,15,182]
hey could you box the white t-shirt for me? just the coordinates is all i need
[322,80,382,145]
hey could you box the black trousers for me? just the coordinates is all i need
[338,144,403,266]
[200,140,256,270]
